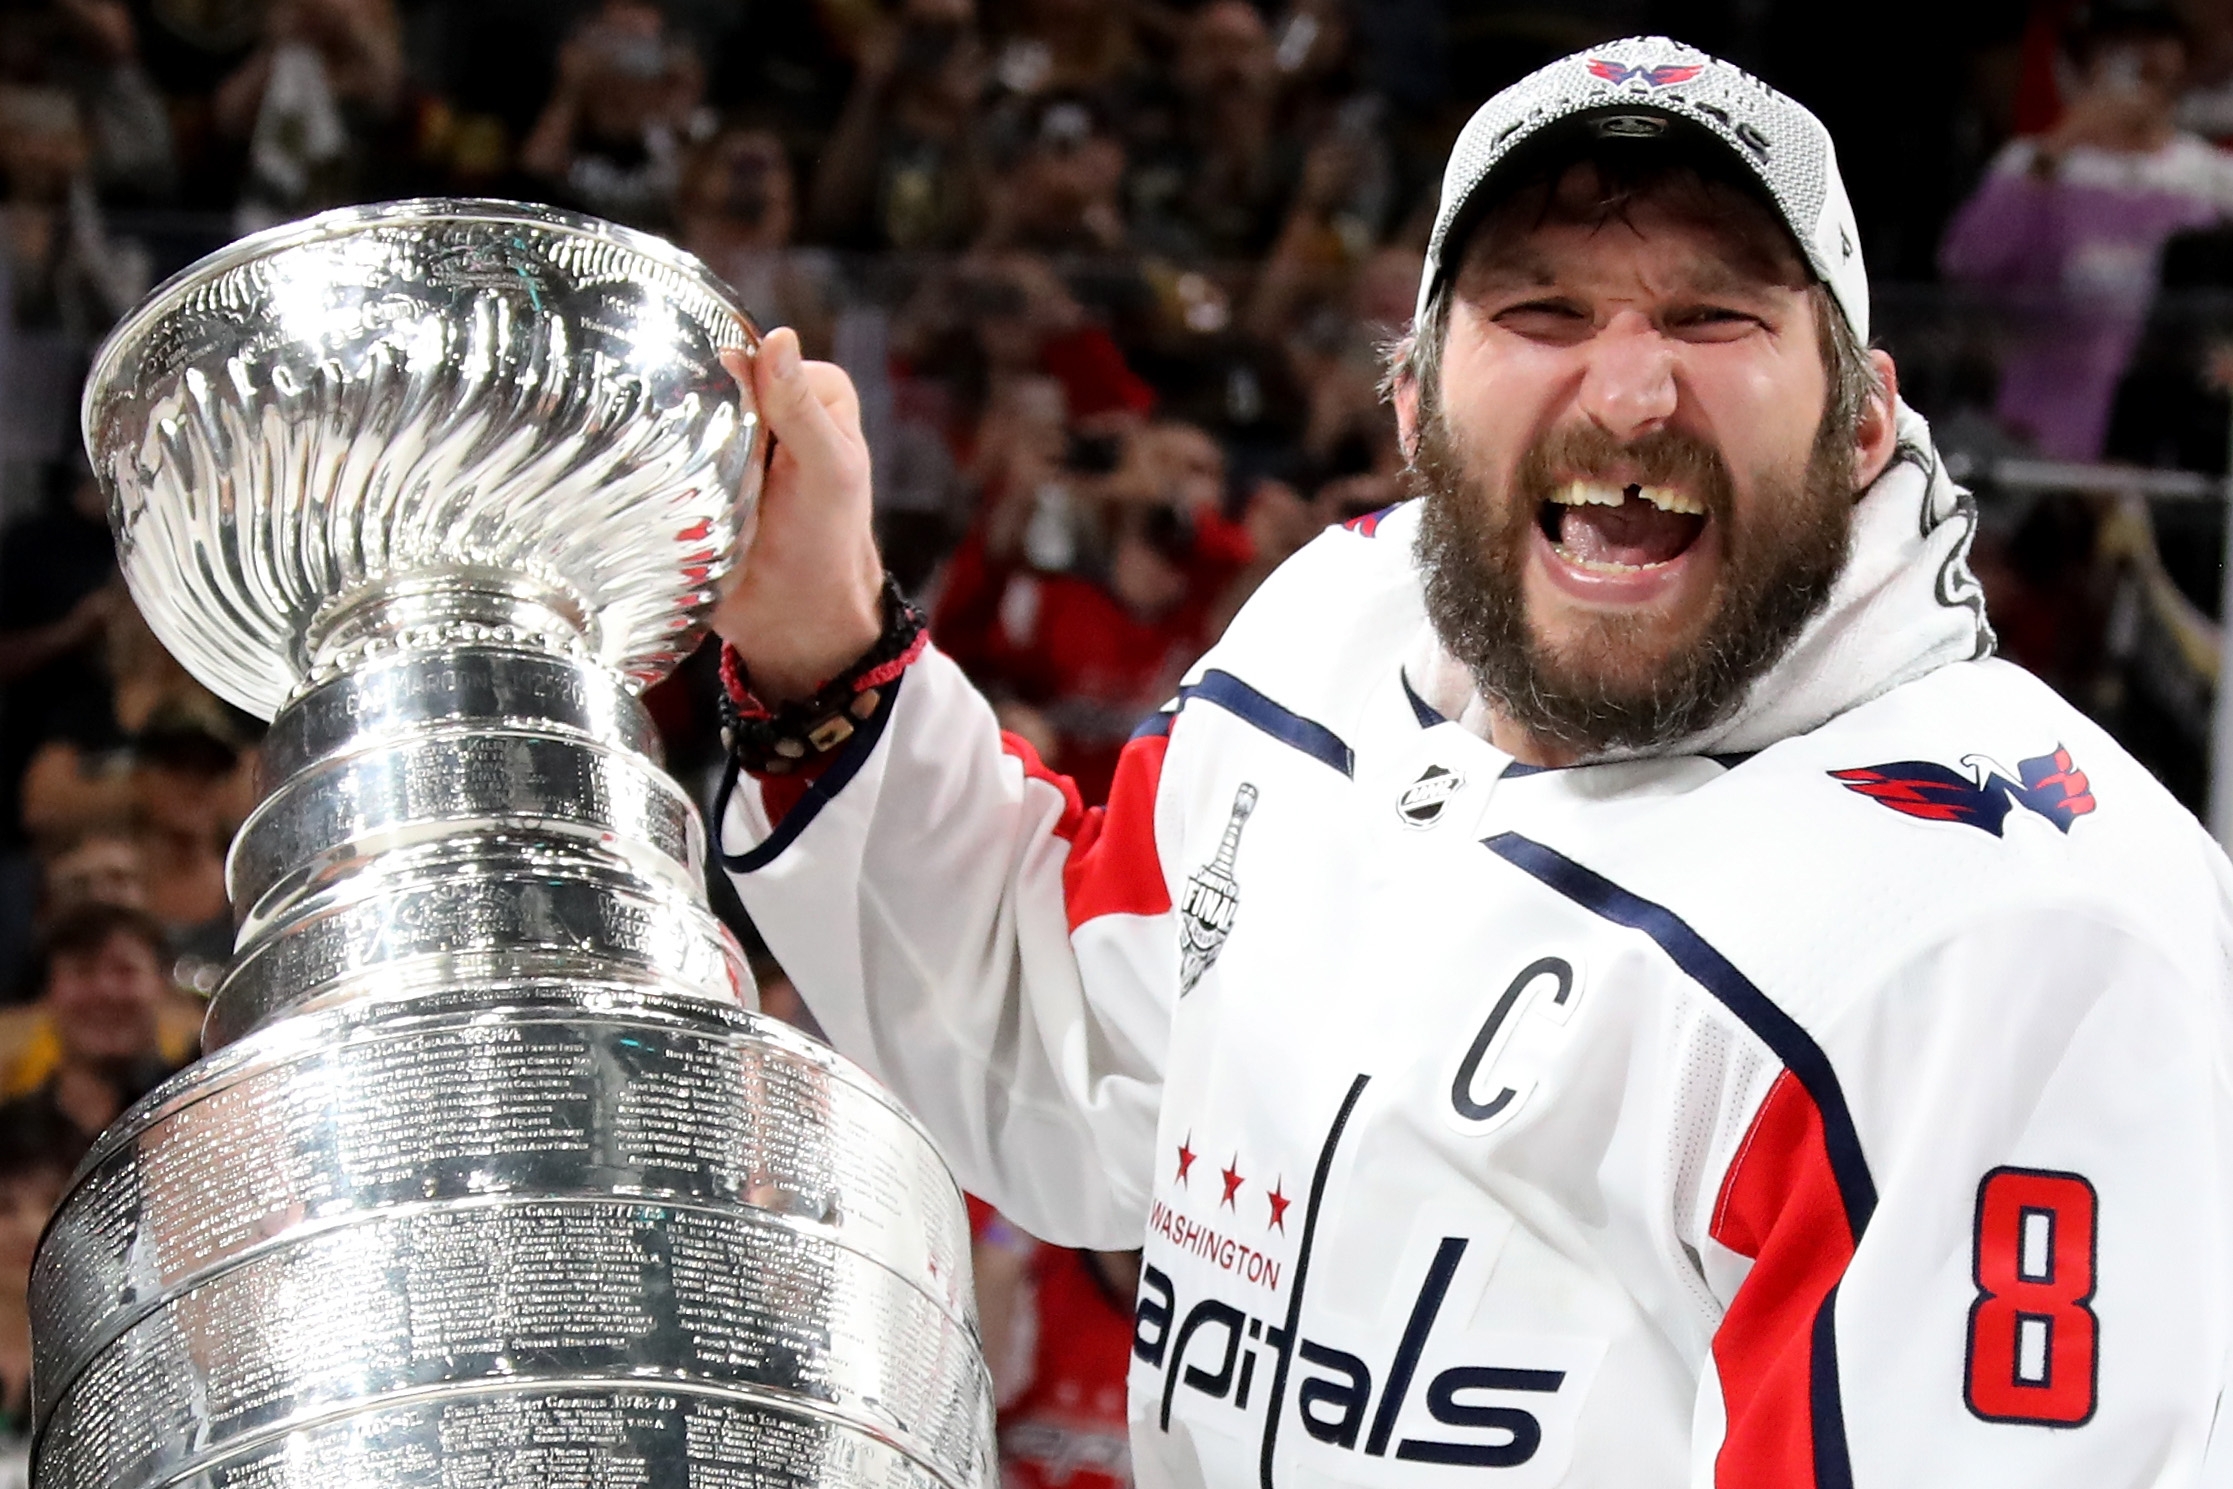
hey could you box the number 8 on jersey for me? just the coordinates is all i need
[1965,1167,2099,1427]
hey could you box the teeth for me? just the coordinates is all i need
[1546,480,1704,515]
[1638,485,1704,514]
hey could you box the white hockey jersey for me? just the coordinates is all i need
[722,412,2233,1489]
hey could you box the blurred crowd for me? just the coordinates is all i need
[11,0,2233,1480]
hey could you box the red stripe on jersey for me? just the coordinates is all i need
[1001,730,1090,840]
[758,753,838,823]
[1707,1069,1856,1489]
[999,730,1173,931]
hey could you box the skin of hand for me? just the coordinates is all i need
[710,326,886,702]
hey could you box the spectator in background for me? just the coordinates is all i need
[37,822,145,926]
[809,0,988,251]
[978,93,1127,254]
[214,0,402,232]
[1263,0,1363,144]
[0,902,195,1165]
[520,0,706,232]
[122,0,263,208]
[1268,240,1415,479]
[676,127,835,357]
[13,587,252,988]
[0,458,118,995]
[970,1199,1135,1489]
[954,370,1072,595]
[0,1129,72,1486]
[129,716,252,984]
[983,0,1137,102]
[1123,0,1294,262]
[0,84,146,516]
[934,419,1256,802]
[929,251,1154,430]
[0,0,176,204]
[1243,102,1395,344]
[15,596,233,847]
[1941,0,2233,459]
[888,251,1155,548]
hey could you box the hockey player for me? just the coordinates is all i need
[711,36,2233,1489]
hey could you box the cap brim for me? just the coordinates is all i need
[1429,105,1801,306]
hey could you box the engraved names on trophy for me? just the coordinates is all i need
[37,202,992,1489]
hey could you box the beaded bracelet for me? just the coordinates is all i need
[717,575,927,776]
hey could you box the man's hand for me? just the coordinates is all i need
[711,326,886,703]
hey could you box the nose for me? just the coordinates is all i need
[1575,310,1677,443]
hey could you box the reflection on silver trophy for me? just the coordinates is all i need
[30,199,994,1489]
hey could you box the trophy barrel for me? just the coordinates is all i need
[33,202,996,1489]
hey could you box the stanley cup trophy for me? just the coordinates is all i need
[26,200,994,1489]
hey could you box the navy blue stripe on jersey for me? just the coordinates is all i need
[1400,669,1445,728]
[1132,708,1177,741]
[1185,669,1355,777]
[1259,1072,1371,1489]
[1504,755,1750,781]
[1811,1284,1855,1489]
[1481,832,1878,1240]
[716,673,903,874]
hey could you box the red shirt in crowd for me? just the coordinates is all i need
[970,1199,1135,1489]
[933,511,1252,805]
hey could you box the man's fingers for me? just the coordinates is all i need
[707,328,884,688]
[748,326,865,486]
[799,361,862,435]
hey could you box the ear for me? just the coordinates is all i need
[1851,348,1901,492]
[1392,362,1422,464]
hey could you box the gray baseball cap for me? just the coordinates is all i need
[1416,36,1869,342]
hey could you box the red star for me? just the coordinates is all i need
[1175,1137,1196,1185]
[1266,1180,1290,1232]
[1220,1156,1244,1208]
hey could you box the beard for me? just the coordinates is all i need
[1412,400,1858,758]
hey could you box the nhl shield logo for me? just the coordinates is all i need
[1180,783,1256,995]
[1396,764,1463,829]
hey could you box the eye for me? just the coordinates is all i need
[1664,305,1767,341]
[1492,299,1592,343]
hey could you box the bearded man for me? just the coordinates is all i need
[710,37,2233,1489]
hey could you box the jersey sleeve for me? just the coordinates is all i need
[1695,901,2233,1488]
[718,642,1181,1251]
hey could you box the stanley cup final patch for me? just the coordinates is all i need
[1179,783,1256,995]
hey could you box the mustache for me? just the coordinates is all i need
[1513,421,1736,519]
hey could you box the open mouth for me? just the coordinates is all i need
[1538,480,1707,572]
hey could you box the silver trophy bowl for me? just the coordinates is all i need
[32,200,994,1489]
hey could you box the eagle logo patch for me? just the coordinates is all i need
[1830,747,2096,837]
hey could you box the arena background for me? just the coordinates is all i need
[0,0,2222,1480]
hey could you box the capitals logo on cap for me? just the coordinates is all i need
[1585,59,1703,88]
[1417,36,1869,343]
